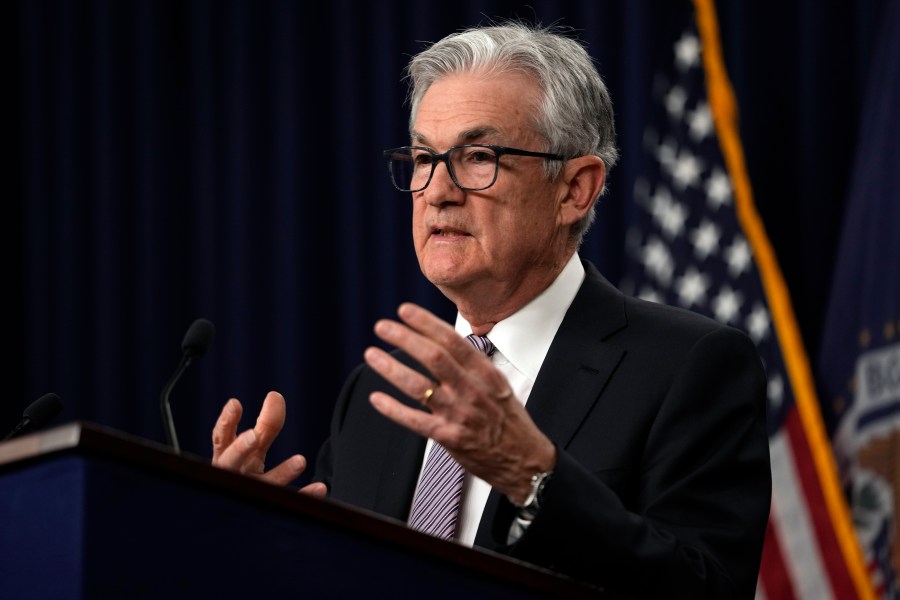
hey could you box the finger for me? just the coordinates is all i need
[394,304,512,400]
[212,398,243,465]
[254,391,287,454]
[373,318,504,408]
[372,317,468,390]
[396,303,482,365]
[396,302,455,336]
[258,454,308,487]
[382,303,496,383]
[370,391,448,439]
[364,346,437,406]
[214,427,260,470]
[300,482,328,498]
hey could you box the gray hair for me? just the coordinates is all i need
[405,21,619,244]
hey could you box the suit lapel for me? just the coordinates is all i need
[372,423,427,519]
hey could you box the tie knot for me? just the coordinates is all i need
[466,333,496,357]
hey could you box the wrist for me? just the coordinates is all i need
[509,439,556,509]
[512,469,554,517]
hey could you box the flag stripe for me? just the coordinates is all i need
[783,410,855,595]
[691,0,875,597]
[768,430,832,599]
[758,515,798,600]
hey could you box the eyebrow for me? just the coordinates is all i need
[410,126,503,147]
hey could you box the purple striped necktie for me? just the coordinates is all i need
[407,334,496,540]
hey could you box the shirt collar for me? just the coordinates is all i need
[454,253,585,382]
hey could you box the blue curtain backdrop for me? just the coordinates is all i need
[12,0,888,479]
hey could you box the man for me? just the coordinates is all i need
[212,21,771,599]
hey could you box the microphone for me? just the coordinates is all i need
[2,393,64,441]
[160,318,215,454]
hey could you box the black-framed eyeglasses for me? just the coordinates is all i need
[382,144,566,192]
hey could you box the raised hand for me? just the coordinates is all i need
[363,302,555,504]
[211,390,327,497]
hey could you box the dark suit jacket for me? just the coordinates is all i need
[313,259,771,599]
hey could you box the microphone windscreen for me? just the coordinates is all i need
[23,393,63,427]
[182,318,216,358]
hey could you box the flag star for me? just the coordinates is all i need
[688,101,714,141]
[674,33,701,72]
[768,373,784,410]
[649,186,688,239]
[675,266,710,308]
[665,86,687,119]
[641,236,675,286]
[670,149,704,190]
[656,136,678,169]
[705,168,732,210]
[690,218,721,261]
[746,302,771,343]
[711,285,744,324]
[724,237,752,277]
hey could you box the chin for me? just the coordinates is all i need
[422,265,468,289]
[420,254,485,290]
[423,272,456,288]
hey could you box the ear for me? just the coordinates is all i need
[556,155,606,227]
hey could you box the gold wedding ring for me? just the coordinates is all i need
[421,387,436,406]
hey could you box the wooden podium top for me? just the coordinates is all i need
[1,421,607,599]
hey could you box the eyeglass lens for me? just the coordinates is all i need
[388,146,498,192]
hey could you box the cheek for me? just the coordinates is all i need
[501,198,554,240]
[480,215,533,264]
[411,202,427,244]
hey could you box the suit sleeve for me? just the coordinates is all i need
[311,362,366,492]
[500,326,772,600]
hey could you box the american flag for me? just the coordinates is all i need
[620,1,876,598]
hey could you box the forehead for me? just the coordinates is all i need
[411,70,542,147]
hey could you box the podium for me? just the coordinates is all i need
[0,422,605,599]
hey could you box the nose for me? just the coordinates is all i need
[421,157,465,206]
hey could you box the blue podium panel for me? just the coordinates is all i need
[0,423,602,599]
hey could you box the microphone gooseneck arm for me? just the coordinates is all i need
[160,354,192,454]
[159,318,215,455]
